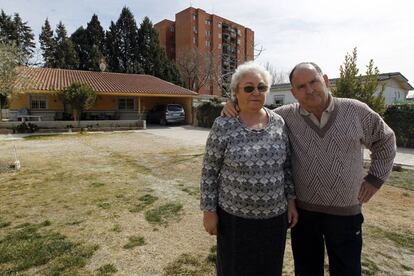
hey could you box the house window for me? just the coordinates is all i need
[118,97,135,110]
[30,94,48,109]
[273,95,285,106]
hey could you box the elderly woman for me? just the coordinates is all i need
[200,61,298,276]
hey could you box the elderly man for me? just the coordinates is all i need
[222,62,396,276]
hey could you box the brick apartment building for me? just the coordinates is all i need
[155,7,254,96]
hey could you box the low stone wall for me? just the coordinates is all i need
[0,120,146,130]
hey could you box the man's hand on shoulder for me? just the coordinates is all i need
[221,100,239,117]
[358,181,379,204]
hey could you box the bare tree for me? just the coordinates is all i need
[254,42,264,60]
[263,62,288,85]
[176,48,216,93]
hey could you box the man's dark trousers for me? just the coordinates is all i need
[291,208,364,276]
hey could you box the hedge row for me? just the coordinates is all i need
[195,100,224,128]
[196,100,414,148]
[384,104,414,148]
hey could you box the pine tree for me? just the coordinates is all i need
[54,21,78,69]
[85,14,105,71]
[106,7,142,73]
[333,47,386,115]
[12,13,35,59]
[39,18,55,67]
[105,21,118,72]
[0,10,35,62]
[162,59,183,86]
[137,17,182,84]
[70,26,89,70]
[138,17,162,76]
[0,10,14,43]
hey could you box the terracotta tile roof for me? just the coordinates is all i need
[16,67,197,96]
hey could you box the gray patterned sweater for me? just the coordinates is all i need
[276,98,396,215]
[200,108,295,219]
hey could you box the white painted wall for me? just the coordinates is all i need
[379,79,408,104]
[266,89,296,105]
[268,77,412,106]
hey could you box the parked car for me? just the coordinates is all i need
[146,104,185,125]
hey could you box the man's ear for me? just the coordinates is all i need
[323,74,330,88]
[291,88,298,99]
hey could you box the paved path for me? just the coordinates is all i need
[143,126,414,168]
[2,125,414,168]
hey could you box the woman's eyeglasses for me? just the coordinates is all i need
[243,85,268,93]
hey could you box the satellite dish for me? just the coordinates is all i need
[99,62,106,72]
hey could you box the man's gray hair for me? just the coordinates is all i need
[230,61,272,100]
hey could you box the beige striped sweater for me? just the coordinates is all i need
[276,98,396,215]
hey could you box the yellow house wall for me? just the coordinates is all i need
[91,95,117,110]
[8,93,29,110]
[9,93,63,110]
[8,92,194,123]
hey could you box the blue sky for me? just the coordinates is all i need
[2,0,414,96]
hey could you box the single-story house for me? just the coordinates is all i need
[267,72,414,106]
[5,67,197,124]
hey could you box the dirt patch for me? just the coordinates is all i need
[0,130,413,275]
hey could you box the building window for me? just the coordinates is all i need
[237,29,241,35]
[218,43,222,49]
[193,26,197,33]
[205,19,211,25]
[118,97,135,110]
[30,94,48,109]
[193,37,196,44]
[206,30,211,36]
[273,95,285,106]
[170,26,175,32]
[192,14,196,20]
[218,22,222,28]
[237,39,240,45]
[206,41,211,47]
[218,33,222,39]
